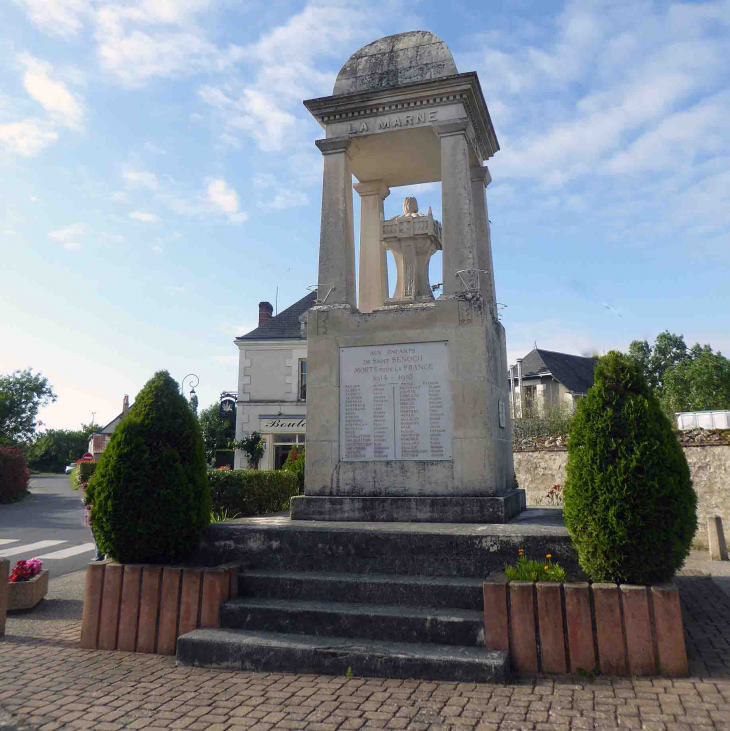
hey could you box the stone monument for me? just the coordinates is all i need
[291,31,523,523]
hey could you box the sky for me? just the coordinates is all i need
[1,0,729,431]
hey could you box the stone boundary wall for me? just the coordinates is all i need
[514,445,730,549]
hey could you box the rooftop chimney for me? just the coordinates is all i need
[258,301,274,326]
[122,394,130,416]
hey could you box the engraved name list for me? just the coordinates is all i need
[339,341,452,461]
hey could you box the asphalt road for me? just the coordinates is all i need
[0,474,97,578]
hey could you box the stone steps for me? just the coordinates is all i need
[220,597,485,647]
[239,569,484,610]
[192,510,578,578]
[180,513,577,682]
[176,628,509,683]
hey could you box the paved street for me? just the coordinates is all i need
[0,474,96,578]
[1,555,730,730]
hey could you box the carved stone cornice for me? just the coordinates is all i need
[314,136,352,155]
[304,72,499,162]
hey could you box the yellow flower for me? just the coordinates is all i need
[544,565,549,570]
[546,554,552,559]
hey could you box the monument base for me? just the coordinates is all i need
[290,489,525,524]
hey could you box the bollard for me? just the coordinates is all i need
[707,516,729,561]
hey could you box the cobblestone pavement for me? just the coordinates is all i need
[1,567,729,731]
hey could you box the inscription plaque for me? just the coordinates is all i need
[340,341,452,461]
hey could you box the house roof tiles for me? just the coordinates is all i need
[518,348,597,394]
[237,291,317,340]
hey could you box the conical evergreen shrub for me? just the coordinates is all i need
[88,371,210,564]
[563,351,697,585]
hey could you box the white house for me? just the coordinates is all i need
[87,395,130,459]
[233,295,315,470]
[508,349,597,418]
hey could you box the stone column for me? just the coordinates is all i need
[435,121,479,296]
[315,137,356,307]
[354,180,390,312]
[470,165,497,310]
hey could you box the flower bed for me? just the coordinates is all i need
[81,561,240,655]
[483,578,688,677]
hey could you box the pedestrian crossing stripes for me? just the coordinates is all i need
[37,543,96,559]
[0,540,95,559]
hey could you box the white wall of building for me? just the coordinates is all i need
[235,339,308,470]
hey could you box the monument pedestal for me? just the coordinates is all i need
[298,297,522,523]
[290,491,526,523]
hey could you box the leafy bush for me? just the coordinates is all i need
[505,549,566,582]
[208,469,298,517]
[87,371,211,564]
[77,460,97,484]
[563,351,697,585]
[0,448,30,503]
[281,445,305,492]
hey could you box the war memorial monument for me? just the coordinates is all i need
[291,30,524,523]
[179,31,573,683]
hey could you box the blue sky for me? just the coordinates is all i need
[2,0,729,430]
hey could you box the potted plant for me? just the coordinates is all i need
[8,558,48,611]
[484,352,697,678]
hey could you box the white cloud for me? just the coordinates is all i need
[29,195,39,203]
[253,173,276,188]
[49,223,85,241]
[198,4,382,151]
[218,132,242,149]
[151,245,163,254]
[144,141,165,154]
[166,285,185,294]
[92,2,243,87]
[257,189,309,210]
[101,232,125,243]
[199,86,297,152]
[18,54,84,131]
[0,119,58,156]
[122,165,159,191]
[130,211,160,222]
[63,241,82,250]
[110,191,129,202]
[206,178,247,223]
[12,0,89,38]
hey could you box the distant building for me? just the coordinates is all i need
[87,395,130,459]
[509,349,597,418]
[233,294,314,470]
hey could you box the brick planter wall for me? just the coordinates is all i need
[81,562,239,655]
[483,579,688,677]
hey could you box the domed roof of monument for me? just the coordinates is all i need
[333,31,459,96]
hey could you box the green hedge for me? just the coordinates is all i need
[208,470,299,517]
[77,461,97,484]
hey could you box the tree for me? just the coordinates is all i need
[628,331,688,391]
[0,369,56,446]
[26,424,98,473]
[232,431,266,470]
[198,403,235,464]
[663,349,730,413]
[87,371,210,564]
[563,351,697,585]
